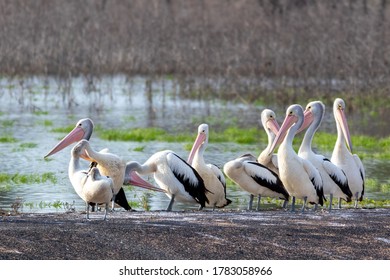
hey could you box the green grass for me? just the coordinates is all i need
[66,123,390,160]
[0,134,17,143]
[51,125,75,134]
[96,126,265,145]
[12,142,38,152]
[1,120,16,127]
[36,119,53,126]
[132,145,146,152]
[32,111,49,116]
[0,172,57,186]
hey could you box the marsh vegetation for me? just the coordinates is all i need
[0,1,390,212]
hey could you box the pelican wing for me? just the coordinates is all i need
[322,158,352,198]
[271,154,279,170]
[353,154,365,199]
[99,148,110,154]
[302,159,325,205]
[207,163,226,188]
[166,152,209,205]
[244,161,289,199]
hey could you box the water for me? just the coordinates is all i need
[0,76,389,213]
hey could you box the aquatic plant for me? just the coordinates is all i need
[12,142,38,152]
[0,134,17,143]
[132,146,146,152]
[98,127,167,142]
[0,172,57,185]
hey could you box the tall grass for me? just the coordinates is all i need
[1,0,390,100]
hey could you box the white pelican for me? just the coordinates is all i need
[298,101,352,210]
[70,140,114,220]
[187,124,232,210]
[269,104,325,212]
[257,109,280,174]
[223,153,289,211]
[124,150,209,211]
[331,98,365,208]
[44,118,164,211]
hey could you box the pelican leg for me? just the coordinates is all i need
[291,196,296,212]
[256,195,261,211]
[248,194,254,210]
[329,194,333,211]
[301,196,307,213]
[282,200,288,209]
[313,204,318,211]
[85,203,90,220]
[111,194,116,211]
[354,192,359,208]
[167,194,175,211]
[103,203,108,221]
[89,202,96,212]
[338,198,342,209]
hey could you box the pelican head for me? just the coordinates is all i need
[333,98,353,153]
[71,139,90,160]
[44,118,94,158]
[188,123,209,165]
[300,101,325,130]
[261,109,280,136]
[268,104,304,155]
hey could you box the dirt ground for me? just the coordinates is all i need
[0,208,389,260]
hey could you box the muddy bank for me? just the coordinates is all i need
[0,208,389,260]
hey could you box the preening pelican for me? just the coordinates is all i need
[269,104,325,212]
[257,109,280,174]
[70,140,114,220]
[44,118,163,211]
[223,153,289,210]
[298,101,352,210]
[125,150,209,211]
[188,124,232,210]
[331,98,365,208]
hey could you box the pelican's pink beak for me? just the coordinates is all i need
[44,126,86,158]
[336,108,353,153]
[268,114,298,155]
[187,132,206,165]
[128,171,166,193]
[267,118,280,135]
[297,109,314,134]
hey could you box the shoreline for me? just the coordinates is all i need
[0,208,389,260]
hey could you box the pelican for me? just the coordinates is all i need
[124,150,209,211]
[44,118,164,211]
[257,109,280,174]
[70,140,114,220]
[269,104,325,212]
[298,101,352,210]
[331,98,365,208]
[187,124,232,210]
[223,153,289,210]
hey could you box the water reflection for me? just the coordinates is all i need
[0,76,389,213]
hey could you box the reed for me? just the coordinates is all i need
[0,0,389,98]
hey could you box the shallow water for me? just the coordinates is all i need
[0,76,389,213]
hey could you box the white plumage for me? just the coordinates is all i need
[69,140,114,220]
[125,150,209,211]
[331,98,365,208]
[269,104,325,212]
[188,124,232,209]
[298,101,352,210]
